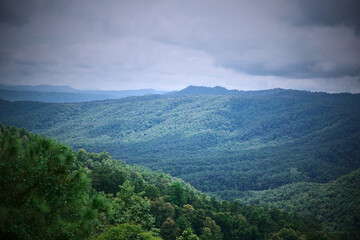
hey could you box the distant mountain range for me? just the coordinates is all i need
[0,84,166,103]
[0,84,307,103]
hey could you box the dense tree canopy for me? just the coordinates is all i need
[1,90,359,200]
[240,169,360,238]
[0,125,105,239]
[0,125,337,239]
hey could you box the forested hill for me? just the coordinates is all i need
[239,168,360,233]
[1,125,332,239]
[0,89,359,200]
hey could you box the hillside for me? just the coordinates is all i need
[0,124,331,240]
[239,169,360,234]
[0,88,359,199]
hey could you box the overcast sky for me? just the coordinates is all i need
[0,0,360,92]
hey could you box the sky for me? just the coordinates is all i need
[0,0,360,92]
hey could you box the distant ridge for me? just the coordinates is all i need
[170,85,302,96]
[169,85,240,96]
[0,84,342,103]
[0,84,167,103]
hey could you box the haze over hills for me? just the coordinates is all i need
[0,84,308,104]
[0,84,166,103]
[0,86,359,195]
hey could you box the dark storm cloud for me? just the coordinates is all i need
[0,0,39,26]
[295,0,360,32]
[0,0,359,92]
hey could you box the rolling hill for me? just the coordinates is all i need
[1,87,359,201]
[239,168,360,233]
[1,124,331,240]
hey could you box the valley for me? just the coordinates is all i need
[1,86,360,238]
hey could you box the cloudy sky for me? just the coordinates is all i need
[0,0,360,92]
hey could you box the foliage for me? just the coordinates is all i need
[239,169,360,236]
[177,228,200,240]
[0,125,334,240]
[97,223,161,240]
[1,90,359,200]
[110,180,155,229]
[161,218,180,240]
[269,228,307,240]
[0,125,106,239]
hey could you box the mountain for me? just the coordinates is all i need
[0,84,166,103]
[0,88,359,201]
[170,86,242,95]
[169,86,292,96]
[1,124,331,240]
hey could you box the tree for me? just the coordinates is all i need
[177,228,200,240]
[161,218,180,240]
[97,223,161,240]
[151,198,175,227]
[169,182,186,207]
[144,184,160,200]
[91,165,126,195]
[0,131,102,239]
[176,216,192,233]
[111,181,155,229]
[200,217,222,240]
[269,228,306,240]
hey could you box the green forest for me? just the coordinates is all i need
[1,89,359,198]
[1,88,360,239]
[0,125,336,239]
[239,169,360,233]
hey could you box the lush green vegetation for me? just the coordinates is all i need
[239,169,360,235]
[1,89,359,200]
[1,125,334,239]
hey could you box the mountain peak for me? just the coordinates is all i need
[172,85,240,96]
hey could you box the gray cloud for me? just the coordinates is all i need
[0,0,41,26]
[0,0,359,92]
[295,0,360,33]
